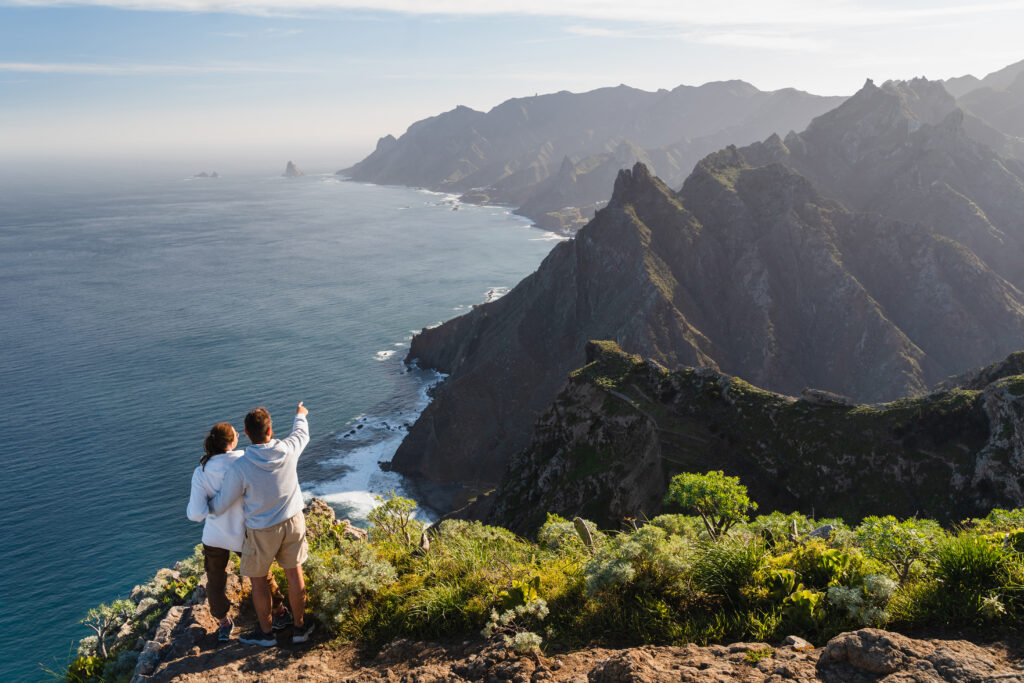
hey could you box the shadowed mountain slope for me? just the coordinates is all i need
[393,95,1024,502]
[477,342,1024,534]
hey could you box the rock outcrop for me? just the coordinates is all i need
[139,627,1024,682]
[282,161,304,178]
[477,341,1024,534]
[394,79,1024,504]
[342,81,844,231]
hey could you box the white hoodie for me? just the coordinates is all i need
[209,413,309,530]
[186,450,246,552]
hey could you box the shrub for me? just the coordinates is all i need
[855,516,944,585]
[176,543,205,579]
[692,536,766,607]
[305,540,397,635]
[649,514,706,540]
[930,533,1011,620]
[784,541,865,589]
[664,471,757,540]
[79,599,134,658]
[66,655,104,683]
[538,513,603,554]
[825,574,895,627]
[781,589,824,630]
[968,508,1024,533]
[367,491,424,553]
[583,525,690,596]
[745,511,816,548]
[482,598,550,653]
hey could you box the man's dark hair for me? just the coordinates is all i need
[245,407,273,442]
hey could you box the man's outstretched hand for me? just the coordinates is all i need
[296,401,309,416]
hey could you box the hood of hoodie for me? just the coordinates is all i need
[245,440,291,471]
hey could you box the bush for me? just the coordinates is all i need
[482,598,550,653]
[367,491,424,553]
[855,516,944,585]
[664,471,757,540]
[649,514,706,540]
[691,536,766,607]
[66,655,104,683]
[825,574,896,627]
[538,513,603,554]
[968,508,1024,533]
[305,540,397,635]
[583,525,690,596]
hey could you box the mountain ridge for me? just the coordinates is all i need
[341,80,845,231]
[394,77,1024,507]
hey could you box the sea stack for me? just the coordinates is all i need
[283,161,304,177]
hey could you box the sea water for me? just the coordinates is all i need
[0,166,562,679]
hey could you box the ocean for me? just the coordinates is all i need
[0,166,562,680]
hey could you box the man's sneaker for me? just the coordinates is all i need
[271,606,293,631]
[292,620,316,644]
[238,626,276,647]
[216,618,236,642]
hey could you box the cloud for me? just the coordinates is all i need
[5,0,1024,27]
[565,24,827,51]
[0,61,316,75]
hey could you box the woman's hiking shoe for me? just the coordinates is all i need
[216,618,236,642]
[292,620,315,644]
[271,606,293,631]
[239,626,276,647]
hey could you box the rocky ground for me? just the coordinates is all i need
[135,571,1024,683]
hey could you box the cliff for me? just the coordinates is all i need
[342,81,844,231]
[394,81,1024,501]
[479,342,1024,534]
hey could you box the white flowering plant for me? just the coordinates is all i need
[481,598,550,654]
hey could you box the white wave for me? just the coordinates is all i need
[305,434,411,521]
[530,231,569,242]
[374,349,397,361]
[484,286,510,303]
[306,367,446,523]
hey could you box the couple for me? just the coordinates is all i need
[185,402,315,646]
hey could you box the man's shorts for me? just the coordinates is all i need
[240,513,308,577]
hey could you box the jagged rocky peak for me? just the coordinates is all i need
[282,161,304,178]
[375,134,398,153]
[609,161,668,204]
[800,77,958,156]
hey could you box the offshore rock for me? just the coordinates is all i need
[282,161,304,177]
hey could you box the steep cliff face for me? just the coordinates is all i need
[396,162,1024,498]
[342,81,843,230]
[481,343,1024,534]
[394,78,1024,505]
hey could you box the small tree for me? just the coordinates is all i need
[663,471,756,540]
[367,491,424,548]
[855,516,944,585]
[80,599,134,658]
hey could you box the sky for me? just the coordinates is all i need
[1,0,1022,168]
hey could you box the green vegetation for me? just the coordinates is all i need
[66,544,207,682]
[297,478,1024,656]
[664,470,757,539]
[69,478,1024,680]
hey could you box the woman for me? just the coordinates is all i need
[187,422,289,641]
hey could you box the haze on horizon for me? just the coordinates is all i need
[1,0,1022,167]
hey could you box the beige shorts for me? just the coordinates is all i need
[240,513,308,577]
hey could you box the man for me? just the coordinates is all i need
[209,401,314,646]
